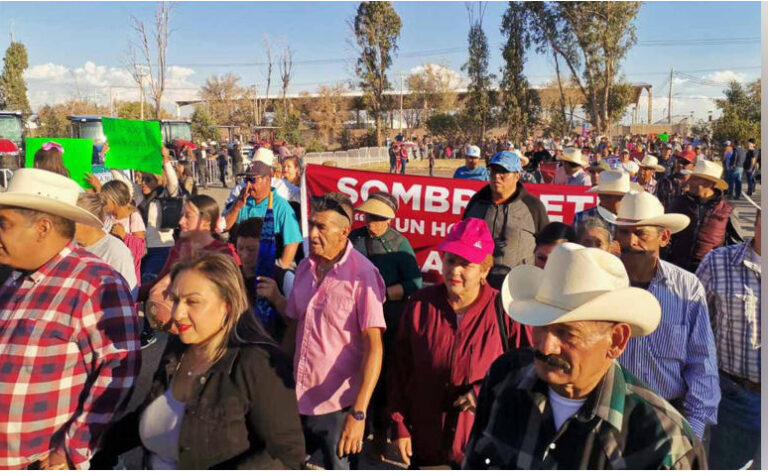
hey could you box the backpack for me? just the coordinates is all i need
[158,196,184,230]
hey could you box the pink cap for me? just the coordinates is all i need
[438,217,495,264]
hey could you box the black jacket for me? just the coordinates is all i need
[94,337,305,469]
[463,184,549,289]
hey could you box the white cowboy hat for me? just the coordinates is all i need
[0,168,103,228]
[558,147,589,168]
[587,170,643,194]
[598,191,690,233]
[501,243,660,337]
[638,154,665,172]
[254,147,275,166]
[688,159,728,191]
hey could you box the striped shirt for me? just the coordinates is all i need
[618,259,720,439]
[696,240,761,383]
[571,206,616,237]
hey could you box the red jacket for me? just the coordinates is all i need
[388,283,531,468]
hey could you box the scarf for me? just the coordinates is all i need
[254,193,279,327]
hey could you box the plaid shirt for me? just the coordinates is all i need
[571,206,616,236]
[696,240,761,383]
[0,243,140,470]
[463,349,707,470]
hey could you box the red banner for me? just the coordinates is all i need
[303,164,597,281]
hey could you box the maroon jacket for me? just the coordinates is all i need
[667,193,741,272]
[388,283,532,468]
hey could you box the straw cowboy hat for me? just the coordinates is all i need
[355,191,398,219]
[558,147,589,168]
[587,170,643,195]
[598,191,690,233]
[501,243,660,337]
[0,168,103,228]
[688,159,728,191]
[638,154,665,172]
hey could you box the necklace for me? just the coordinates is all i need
[177,350,211,377]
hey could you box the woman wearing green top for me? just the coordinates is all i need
[348,191,422,461]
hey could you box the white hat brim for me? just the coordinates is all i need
[598,206,690,234]
[640,164,666,172]
[0,193,103,228]
[501,265,660,337]
[557,157,588,168]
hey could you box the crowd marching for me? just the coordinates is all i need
[0,128,760,470]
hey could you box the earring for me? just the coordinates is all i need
[222,314,227,329]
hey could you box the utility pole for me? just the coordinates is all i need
[667,68,673,124]
[399,73,404,134]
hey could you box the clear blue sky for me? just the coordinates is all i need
[0,1,761,121]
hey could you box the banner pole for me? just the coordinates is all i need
[300,166,309,257]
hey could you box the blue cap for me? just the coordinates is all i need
[489,150,524,173]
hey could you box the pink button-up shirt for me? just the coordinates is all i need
[285,240,387,415]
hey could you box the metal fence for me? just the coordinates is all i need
[303,147,390,168]
[179,158,235,188]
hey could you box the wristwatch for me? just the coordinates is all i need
[349,410,366,421]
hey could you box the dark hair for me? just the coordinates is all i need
[311,192,353,224]
[11,207,75,239]
[188,195,219,233]
[234,217,264,240]
[33,149,69,177]
[535,222,576,246]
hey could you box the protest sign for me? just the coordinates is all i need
[303,165,597,281]
[103,117,162,174]
[25,137,94,189]
[658,133,669,142]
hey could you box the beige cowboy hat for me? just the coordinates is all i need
[688,159,728,191]
[355,192,398,219]
[0,168,103,228]
[598,191,690,233]
[587,170,643,194]
[558,147,589,168]
[501,243,660,337]
[638,154,665,173]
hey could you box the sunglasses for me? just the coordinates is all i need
[41,142,64,153]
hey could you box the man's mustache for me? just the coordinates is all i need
[534,350,572,372]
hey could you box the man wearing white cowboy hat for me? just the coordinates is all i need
[553,147,592,186]
[601,191,719,440]
[636,154,665,194]
[0,169,140,470]
[572,170,641,238]
[463,243,706,469]
[666,158,743,273]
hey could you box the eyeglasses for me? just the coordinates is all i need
[41,142,64,153]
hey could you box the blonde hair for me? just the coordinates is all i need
[169,252,249,362]
[76,192,107,222]
[101,180,133,207]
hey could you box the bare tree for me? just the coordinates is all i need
[279,43,294,110]
[128,1,173,119]
[262,34,273,124]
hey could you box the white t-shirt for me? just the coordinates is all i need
[271,177,300,203]
[548,387,587,431]
[139,387,186,470]
[86,234,138,299]
[616,160,639,176]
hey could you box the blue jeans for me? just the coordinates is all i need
[141,246,171,284]
[708,374,761,469]
[727,168,743,198]
[400,160,407,174]
[301,408,359,470]
[746,170,757,195]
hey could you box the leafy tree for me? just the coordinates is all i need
[190,105,219,143]
[713,79,760,146]
[115,101,144,119]
[35,105,68,137]
[199,73,255,128]
[584,81,635,126]
[523,2,640,133]
[273,106,301,145]
[427,112,470,141]
[406,64,459,126]
[462,3,495,143]
[351,1,402,146]
[0,42,31,117]
[308,83,349,146]
[500,1,540,142]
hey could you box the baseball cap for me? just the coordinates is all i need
[438,217,494,264]
[466,145,481,158]
[723,140,732,146]
[239,161,271,177]
[488,150,524,173]
[676,149,696,163]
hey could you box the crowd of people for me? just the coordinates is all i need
[0,127,760,470]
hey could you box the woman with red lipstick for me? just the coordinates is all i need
[388,217,532,469]
[96,253,305,469]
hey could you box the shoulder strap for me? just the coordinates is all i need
[494,293,510,353]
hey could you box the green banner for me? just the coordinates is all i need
[658,133,669,143]
[25,137,94,189]
[103,117,162,174]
